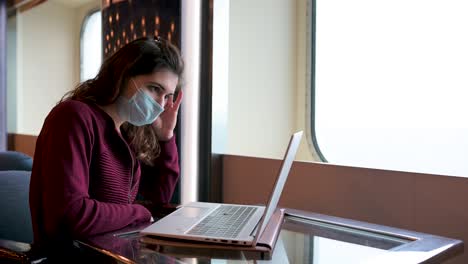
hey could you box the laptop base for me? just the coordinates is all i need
[140,208,286,260]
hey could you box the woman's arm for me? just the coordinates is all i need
[31,102,152,240]
[138,136,180,205]
[138,90,182,205]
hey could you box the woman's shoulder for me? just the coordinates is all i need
[47,100,98,123]
[54,99,93,112]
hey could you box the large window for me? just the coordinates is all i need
[80,10,102,81]
[312,0,468,177]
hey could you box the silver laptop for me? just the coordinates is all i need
[140,131,303,246]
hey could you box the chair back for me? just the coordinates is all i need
[0,151,33,171]
[0,170,33,243]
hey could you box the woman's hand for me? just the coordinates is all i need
[152,90,183,141]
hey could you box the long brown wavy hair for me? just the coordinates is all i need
[62,36,184,165]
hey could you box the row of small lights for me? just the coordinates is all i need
[104,13,176,55]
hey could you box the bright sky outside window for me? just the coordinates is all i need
[81,11,102,82]
[314,0,468,177]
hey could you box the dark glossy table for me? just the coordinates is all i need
[75,208,463,264]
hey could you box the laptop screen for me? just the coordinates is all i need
[253,131,303,241]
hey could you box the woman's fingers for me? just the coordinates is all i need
[173,90,183,111]
[165,94,174,109]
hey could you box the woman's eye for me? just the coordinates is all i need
[148,86,159,92]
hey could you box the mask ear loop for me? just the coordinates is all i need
[130,78,139,89]
[130,78,143,96]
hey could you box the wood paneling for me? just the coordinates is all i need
[222,155,468,264]
[7,0,47,13]
[7,133,37,157]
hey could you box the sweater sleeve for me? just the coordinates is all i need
[139,136,180,205]
[33,102,151,239]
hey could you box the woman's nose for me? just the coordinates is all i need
[155,96,165,107]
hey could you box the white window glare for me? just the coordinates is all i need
[81,11,102,82]
[314,0,468,177]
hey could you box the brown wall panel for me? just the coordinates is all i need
[222,155,467,264]
[7,133,37,157]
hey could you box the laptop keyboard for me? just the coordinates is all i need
[187,205,258,238]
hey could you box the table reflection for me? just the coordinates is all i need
[75,209,462,264]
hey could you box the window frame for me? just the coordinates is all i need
[80,8,101,82]
[307,0,327,162]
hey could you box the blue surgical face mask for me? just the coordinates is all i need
[117,79,164,126]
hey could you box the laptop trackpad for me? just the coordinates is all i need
[173,206,208,218]
[142,204,216,235]
[168,206,211,231]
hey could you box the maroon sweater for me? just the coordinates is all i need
[29,100,179,246]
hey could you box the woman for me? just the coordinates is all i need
[29,36,184,253]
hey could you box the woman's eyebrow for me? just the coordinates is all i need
[148,81,175,95]
[148,82,167,91]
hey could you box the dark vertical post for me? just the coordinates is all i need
[0,0,7,151]
[198,0,217,202]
